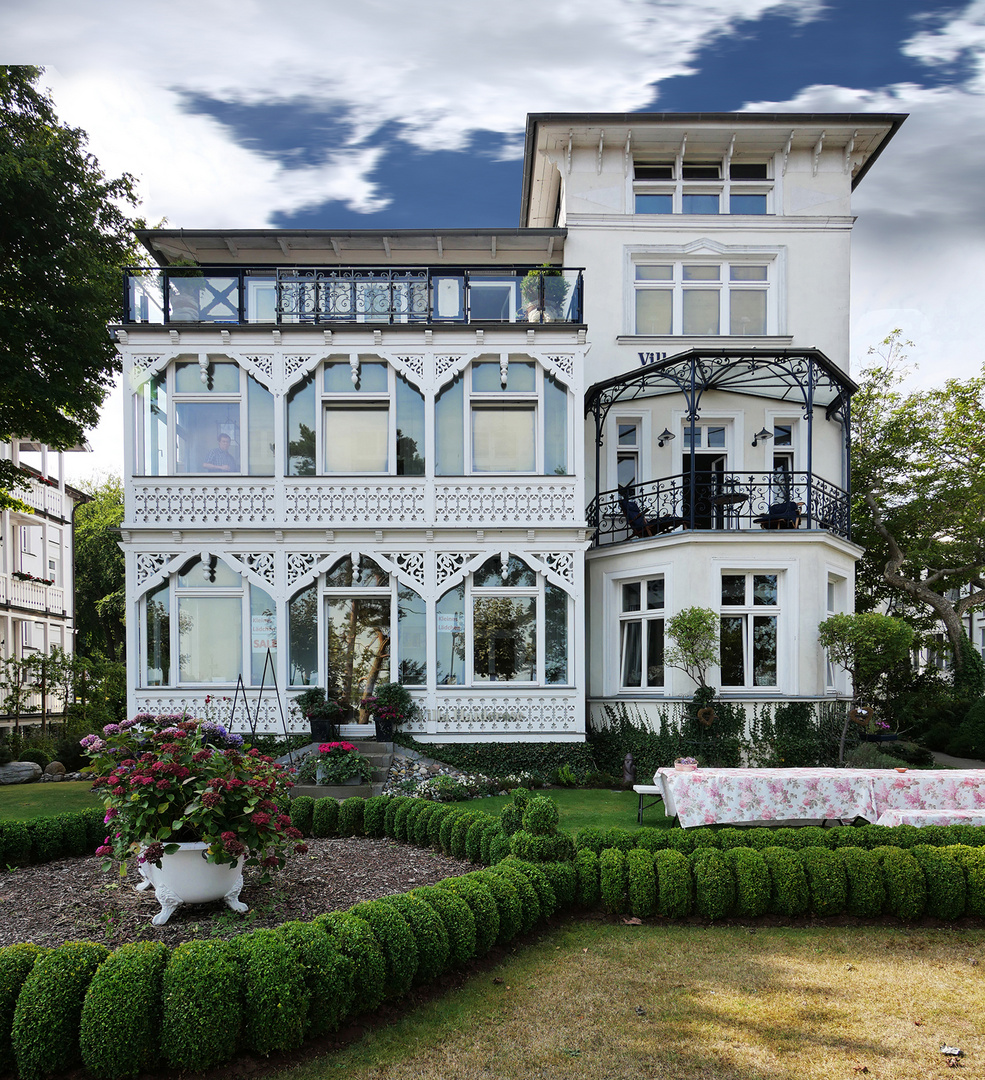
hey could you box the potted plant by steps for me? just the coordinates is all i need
[81,714,306,926]
[292,687,342,742]
[304,740,373,786]
[520,264,571,322]
[361,681,419,741]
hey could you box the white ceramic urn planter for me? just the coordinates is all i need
[136,841,248,926]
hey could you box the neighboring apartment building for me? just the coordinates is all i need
[115,111,904,741]
[0,439,86,724]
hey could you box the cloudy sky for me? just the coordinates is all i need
[3,0,984,484]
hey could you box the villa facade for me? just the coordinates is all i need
[115,111,904,741]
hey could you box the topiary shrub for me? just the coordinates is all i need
[724,847,770,917]
[468,870,522,944]
[18,748,50,769]
[500,802,523,837]
[450,811,480,860]
[540,860,577,909]
[509,830,574,863]
[57,813,90,859]
[233,930,307,1056]
[363,795,389,838]
[277,920,354,1037]
[315,911,386,1014]
[394,799,416,842]
[654,849,693,919]
[161,940,241,1072]
[838,848,886,917]
[603,827,636,853]
[499,858,557,920]
[0,820,32,866]
[311,797,339,838]
[377,895,449,985]
[574,825,607,855]
[79,941,169,1079]
[385,796,411,839]
[690,849,735,921]
[489,863,541,933]
[439,808,465,856]
[825,826,868,850]
[944,845,985,917]
[289,795,315,837]
[662,829,698,856]
[412,801,438,848]
[435,877,499,956]
[632,827,669,853]
[599,847,627,915]
[798,848,848,917]
[911,845,966,920]
[412,885,477,967]
[575,848,601,908]
[427,804,453,849]
[522,795,560,835]
[81,807,107,851]
[626,847,657,918]
[13,941,111,1080]
[762,847,809,916]
[348,901,419,1000]
[337,796,365,837]
[488,829,511,864]
[871,846,927,920]
[25,817,64,864]
[0,943,42,1076]
[404,799,432,844]
[465,816,493,863]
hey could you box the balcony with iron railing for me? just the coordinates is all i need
[123,266,585,326]
[587,470,850,546]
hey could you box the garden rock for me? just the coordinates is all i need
[44,760,66,775]
[0,761,42,784]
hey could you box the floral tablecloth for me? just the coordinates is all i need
[655,767,985,829]
[875,808,985,827]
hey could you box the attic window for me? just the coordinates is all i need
[634,163,674,180]
[681,163,721,180]
[730,162,769,180]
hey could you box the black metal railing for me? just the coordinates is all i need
[123,265,584,326]
[587,471,850,546]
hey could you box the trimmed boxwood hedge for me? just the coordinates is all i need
[489,863,540,933]
[338,796,365,838]
[393,799,416,842]
[311,796,339,838]
[233,929,307,1056]
[363,795,389,838]
[910,845,966,920]
[762,847,809,916]
[160,940,241,1072]
[0,819,31,866]
[838,847,886,917]
[435,877,499,956]
[348,901,419,999]
[541,860,577,908]
[277,920,354,1037]
[289,795,315,837]
[315,911,386,1014]
[871,846,927,920]
[946,845,985,917]
[413,801,439,847]
[380,894,451,983]
[468,870,523,944]
[500,858,557,920]
[411,886,477,967]
[724,847,770,918]
[654,849,693,919]
[575,848,601,908]
[690,849,735,921]
[626,847,657,918]
[599,847,627,915]
[0,943,42,1075]
[385,796,411,839]
[799,847,848,917]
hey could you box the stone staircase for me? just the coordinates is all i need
[289,739,393,800]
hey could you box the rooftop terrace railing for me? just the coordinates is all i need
[123,265,585,326]
[587,471,850,546]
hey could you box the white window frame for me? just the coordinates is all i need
[467,361,542,476]
[718,570,781,691]
[825,572,848,693]
[632,156,774,217]
[610,415,648,491]
[618,576,666,691]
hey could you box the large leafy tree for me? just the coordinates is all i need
[852,331,985,681]
[0,66,138,505]
[74,475,125,661]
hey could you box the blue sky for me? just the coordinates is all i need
[2,0,984,480]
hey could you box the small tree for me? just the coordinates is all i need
[665,607,720,692]
[817,612,914,762]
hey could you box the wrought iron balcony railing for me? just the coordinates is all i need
[123,265,584,326]
[587,471,850,546]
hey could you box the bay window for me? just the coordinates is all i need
[720,572,779,688]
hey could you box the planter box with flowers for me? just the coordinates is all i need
[81,714,307,925]
[292,687,342,742]
[298,741,374,786]
[361,681,419,741]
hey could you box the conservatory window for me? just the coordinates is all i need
[719,572,778,688]
[619,576,665,689]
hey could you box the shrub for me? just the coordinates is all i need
[489,863,541,933]
[798,848,848,917]
[469,870,523,944]
[25,817,64,863]
[18,748,50,769]
[838,848,887,917]
[348,901,419,999]
[79,941,169,1079]
[56,813,91,859]
[599,847,627,915]
[509,830,574,863]
[541,860,577,909]
[575,848,601,908]
[945,845,985,917]
[412,885,477,966]
[427,804,453,849]
[160,941,242,1071]
[762,847,809,916]
[385,796,411,839]
[377,895,448,985]
[488,829,511,864]
[603,827,636,853]
[0,819,31,866]
[391,736,596,779]
[690,849,735,921]
[911,846,966,920]
[403,800,430,844]
[626,848,657,918]
[315,911,386,1014]
[450,811,479,860]
[724,847,770,917]
[826,827,868,850]
[394,799,416,842]
[277,920,354,1036]
[289,795,315,837]
[465,816,492,863]
[81,807,107,850]
[500,858,557,919]
[574,825,607,855]
[871,846,927,920]
[632,827,668,853]
[412,801,438,847]
[13,941,111,1080]
[436,877,499,956]
[662,830,698,856]
[338,797,365,837]
[363,795,389,838]
[311,797,339,838]
[522,796,560,835]
[0,943,42,1076]
[232,930,306,1056]
[654,849,693,919]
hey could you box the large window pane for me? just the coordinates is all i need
[250,586,277,683]
[324,406,388,472]
[730,290,767,335]
[472,405,535,472]
[144,581,170,685]
[473,595,536,682]
[730,194,767,214]
[397,586,426,685]
[682,193,720,214]
[753,574,778,605]
[327,596,390,710]
[545,584,568,684]
[621,621,642,687]
[721,575,745,605]
[720,615,745,686]
[176,401,241,474]
[396,374,425,475]
[646,619,665,687]
[138,374,168,476]
[636,289,672,334]
[753,615,777,686]
[436,585,465,685]
[179,596,242,683]
[635,194,672,214]
[435,375,464,475]
[544,373,568,476]
[288,585,318,686]
[286,377,316,476]
[247,374,275,475]
[682,290,720,334]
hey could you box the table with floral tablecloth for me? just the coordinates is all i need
[874,808,985,827]
[655,767,985,829]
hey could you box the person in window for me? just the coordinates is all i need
[202,432,238,472]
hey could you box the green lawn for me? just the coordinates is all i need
[0,781,101,820]
[467,786,669,834]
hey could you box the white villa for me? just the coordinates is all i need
[115,110,905,741]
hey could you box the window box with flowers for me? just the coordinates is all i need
[81,714,306,925]
[12,571,54,586]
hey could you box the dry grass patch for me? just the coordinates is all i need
[273,922,985,1080]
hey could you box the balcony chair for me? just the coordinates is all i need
[618,486,688,537]
[753,500,803,529]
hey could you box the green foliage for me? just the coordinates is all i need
[363,795,389,838]
[386,796,411,839]
[450,810,480,860]
[73,477,126,661]
[468,870,523,944]
[500,803,523,837]
[665,607,720,689]
[724,847,770,917]
[348,901,419,1000]
[0,818,32,865]
[871,846,927,920]
[500,858,557,919]
[79,941,168,1079]
[52,812,87,859]
[233,930,306,1056]
[427,804,453,849]
[289,795,314,837]
[435,877,499,956]
[626,847,657,918]
[12,941,110,1080]
[412,800,438,847]
[690,849,735,921]
[160,941,241,1072]
[465,815,495,863]
[392,733,597,779]
[798,848,848,917]
[599,847,627,915]
[379,894,450,984]
[0,943,42,1075]
[311,796,339,838]
[522,795,561,835]
[509,830,574,863]
[654,849,693,918]
[488,829,511,864]
[337,796,364,837]
[478,822,500,865]
[574,825,607,855]
[489,863,540,933]
[276,920,354,1037]
[315,911,386,1013]
[944,845,985,917]
[403,800,430,845]
[575,848,601,907]
[952,634,985,698]
[817,613,914,709]
[18,748,50,769]
[603,827,636,853]
[540,860,577,908]
[949,696,985,758]
[412,885,477,966]
[762,847,809,916]
[910,845,966,920]
[394,799,416,842]
[838,848,887,917]
[25,816,64,862]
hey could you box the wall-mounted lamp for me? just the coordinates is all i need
[657,428,676,448]
[752,427,773,448]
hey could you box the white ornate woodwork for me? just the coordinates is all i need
[135,552,183,588]
[433,482,576,524]
[284,483,426,524]
[388,551,427,590]
[133,484,276,525]
[229,551,277,588]
[426,695,579,733]
[529,550,576,586]
[435,551,481,589]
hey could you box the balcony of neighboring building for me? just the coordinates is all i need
[122,265,585,327]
